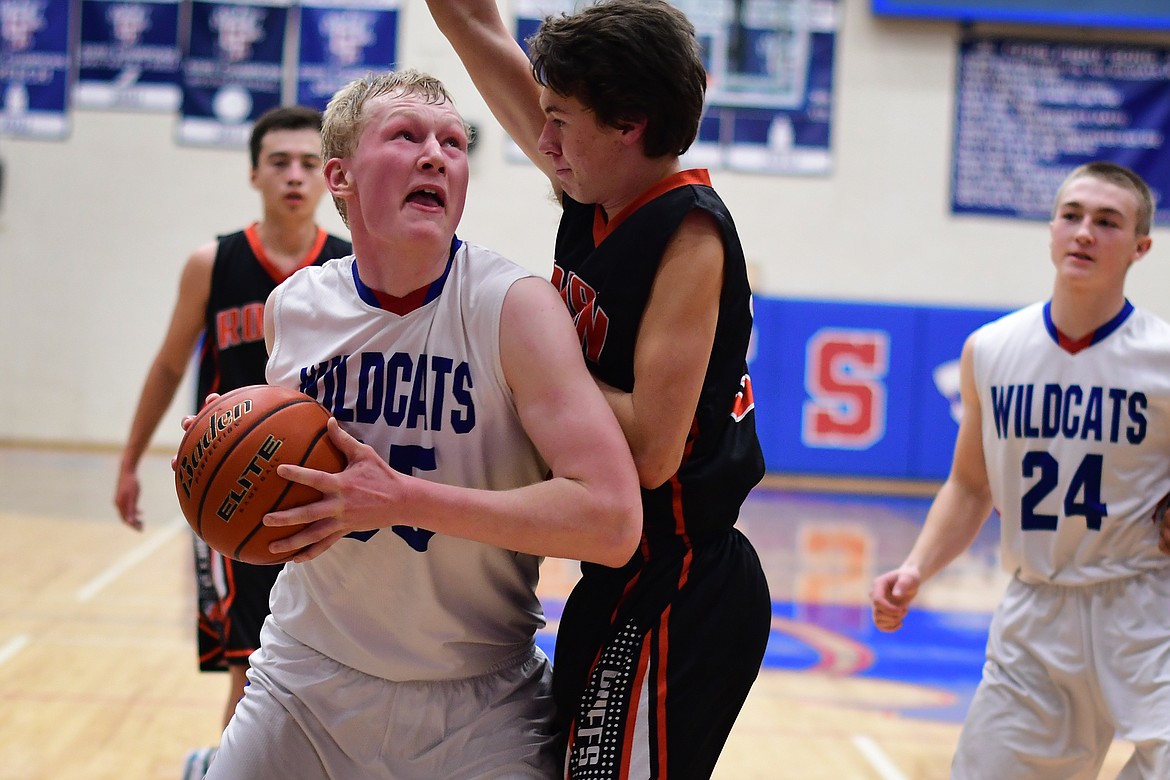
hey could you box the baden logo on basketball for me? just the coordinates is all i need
[176,398,254,500]
[174,385,345,564]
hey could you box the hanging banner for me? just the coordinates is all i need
[952,36,1170,223]
[295,0,398,112]
[75,0,182,111]
[683,0,838,175]
[513,0,839,175]
[873,0,1170,32]
[177,0,289,147]
[0,0,73,139]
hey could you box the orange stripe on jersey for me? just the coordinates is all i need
[621,635,655,780]
[244,223,329,284]
[563,539,648,774]
[592,169,713,245]
[670,415,701,539]
[197,336,222,398]
[609,536,651,623]
[654,606,671,779]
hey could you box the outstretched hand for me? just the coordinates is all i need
[870,566,922,633]
[262,418,415,563]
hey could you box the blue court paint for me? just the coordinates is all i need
[537,487,1002,724]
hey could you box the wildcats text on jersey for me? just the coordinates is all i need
[989,383,1148,444]
[296,351,475,433]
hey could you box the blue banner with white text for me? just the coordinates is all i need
[295,0,399,112]
[512,0,840,175]
[76,0,182,111]
[177,0,289,147]
[953,36,1170,224]
[0,0,73,138]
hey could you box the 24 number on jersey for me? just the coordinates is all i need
[1021,452,1108,531]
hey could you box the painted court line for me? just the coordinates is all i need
[76,518,186,602]
[851,734,908,780]
[0,635,31,669]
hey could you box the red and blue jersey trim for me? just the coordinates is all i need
[1043,298,1133,355]
[351,237,462,315]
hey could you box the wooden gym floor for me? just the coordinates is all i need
[0,446,1134,779]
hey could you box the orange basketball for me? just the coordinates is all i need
[174,384,345,565]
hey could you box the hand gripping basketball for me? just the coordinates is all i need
[174,385,346,564]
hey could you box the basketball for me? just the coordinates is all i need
[174,384,345,565]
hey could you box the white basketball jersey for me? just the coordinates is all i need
[265,240,549,681]
[973,300,1170,585]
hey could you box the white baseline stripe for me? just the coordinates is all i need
[76,518,186,602]
[0,635,31,668]
[851,734,908,780]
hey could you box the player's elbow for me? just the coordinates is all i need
[632,446,683,490]
[585,483,643,568]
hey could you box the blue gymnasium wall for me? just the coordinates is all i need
[749,296,1011,481]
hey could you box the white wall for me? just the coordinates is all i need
[3,0,1170,449]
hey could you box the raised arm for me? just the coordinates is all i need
[870,335,995,631]
[424,0,556,186]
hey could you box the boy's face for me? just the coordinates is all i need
[251,127,328,217]
[338,92,469,249]
[537,88,634,206]
[1049,176,1152,289]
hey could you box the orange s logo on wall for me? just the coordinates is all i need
[802,329,889,449]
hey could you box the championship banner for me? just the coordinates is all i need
[952,36,1170,223]
[683,0,838,175]
[295,0,399,112]
[177,0,289,147]
[0,0,73,139]
[873,0,1170,31]
[513,0,839,175]
[75,0,182,111]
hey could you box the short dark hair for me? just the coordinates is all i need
[1055,161,1156,236]
[526,0,706,158]
[249,105,324,168]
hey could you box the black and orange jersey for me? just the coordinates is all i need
[552,169,764,538]
[195,224,351,405]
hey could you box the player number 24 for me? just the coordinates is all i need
[1021,452,1107,531]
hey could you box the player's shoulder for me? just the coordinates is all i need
[1127,303,1170,335]
[282,254,351,294]
[1119,306,1170,367]
[975,301,1044,338]
[456,239,534,283]
[450,240,541,323]
[967,303,1046,370]
[185,238,220,273]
